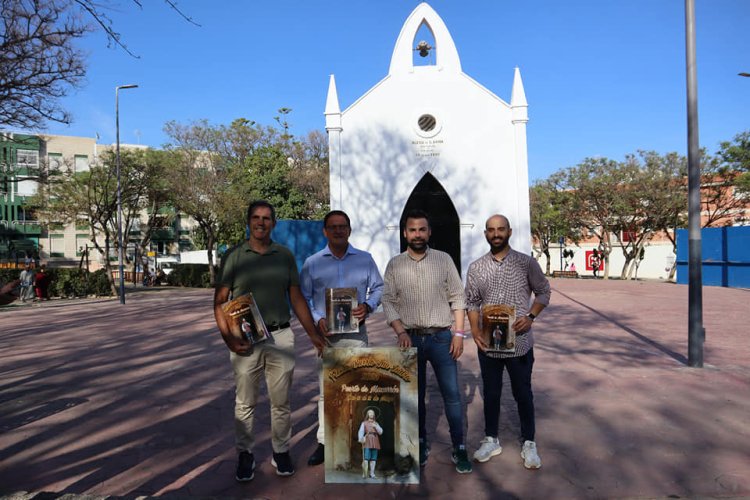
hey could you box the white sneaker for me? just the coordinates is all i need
[473,436,502,463]
[521,440,542,469]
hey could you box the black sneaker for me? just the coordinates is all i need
[236,451,255,482]
[451,446,473,474]
[307,443,325,466]
[419,441,430,466]
[271,451,295,476]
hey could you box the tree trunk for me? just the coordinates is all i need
[91,231,118,297]
[624,258,637,280]
[601,236,612,280]
[544,249,551,276]
[667,247,678,281]
[102,240,118,296]
[621,253,635,280]
[205,229,216,287]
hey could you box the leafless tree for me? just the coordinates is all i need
[0,0,198,129]
[1,0,87,128]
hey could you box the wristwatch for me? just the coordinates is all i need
[527,312,536,321]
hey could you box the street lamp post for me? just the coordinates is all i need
[116,84,138,304]
[684,0,703,367]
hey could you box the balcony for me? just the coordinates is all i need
[0,220,42,236]
[151,228,176,241]
[9,220,42,235]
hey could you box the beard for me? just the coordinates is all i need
[407,238,428,252]
[488,237,509,254]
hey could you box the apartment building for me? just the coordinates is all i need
[1,132,193,269]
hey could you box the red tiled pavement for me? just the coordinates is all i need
[1,279,748,499]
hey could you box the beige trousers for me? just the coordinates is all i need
[231,327,295,454]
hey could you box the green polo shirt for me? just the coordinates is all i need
[217,240,299,327]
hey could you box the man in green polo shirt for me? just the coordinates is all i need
[214,200,326,482]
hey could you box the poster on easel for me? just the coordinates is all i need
[322,347,419,484]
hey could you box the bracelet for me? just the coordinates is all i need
[453,331,467,338]
[397,331,408,337]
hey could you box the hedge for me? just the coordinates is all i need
[0,268,113,298]
[166,264,215,288]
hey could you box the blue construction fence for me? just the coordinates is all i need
[676,226,750,288]
[271,219,327,272]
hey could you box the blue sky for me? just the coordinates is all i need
[36,0,750,181]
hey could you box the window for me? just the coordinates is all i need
[76,236,89,256]
[17,149,39,168]
[74,155,89,173]
[50,234,65,257]
[418,114,437,132]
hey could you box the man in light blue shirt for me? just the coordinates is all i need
[300,210,384,466]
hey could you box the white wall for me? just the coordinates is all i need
[539,242,676,281]
[328,3,530,276]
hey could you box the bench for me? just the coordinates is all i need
[552,270,579,278]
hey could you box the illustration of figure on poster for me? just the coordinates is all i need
[351,401,395,478]
[358,407,384,478]
[336,305,349,332]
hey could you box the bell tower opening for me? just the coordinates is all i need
[412,20,437,67]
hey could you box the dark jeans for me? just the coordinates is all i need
[411,329,464,447]
[478,348,535,442]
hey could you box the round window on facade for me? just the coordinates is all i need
[418,114,437,132]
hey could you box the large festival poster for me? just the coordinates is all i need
[323,347,419,484]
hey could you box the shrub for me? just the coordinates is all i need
[87,269,113,296]
[0,269,19,286]
[0,267,114,299]
[166,264,214,288]
[49,268,89,298]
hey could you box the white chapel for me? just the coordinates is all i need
[325,2,531,275]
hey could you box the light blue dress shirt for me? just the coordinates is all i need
[300,244,384,327]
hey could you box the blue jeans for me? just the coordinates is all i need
[478,348,535,442]
[411,329,464,448]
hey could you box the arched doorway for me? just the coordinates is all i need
[400,173,461,274]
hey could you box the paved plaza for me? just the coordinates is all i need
[1,279,749,499]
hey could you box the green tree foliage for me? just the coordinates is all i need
[31,148,172,295]
[700,130,750,225]
[163,119,239,286]
[163,116,329,285]
[542,133,748,281]
[529,179,579,275]
[550,158,624,279]
[718,130,750,195]
[636,151,687,280]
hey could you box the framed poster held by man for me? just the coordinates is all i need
[481,304,516,353]
[220,292,270,345]
[325,287,359,334]
[322,347,419,484]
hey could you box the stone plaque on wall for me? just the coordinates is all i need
[323,347,419,484]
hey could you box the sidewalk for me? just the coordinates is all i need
[1,279,748,499]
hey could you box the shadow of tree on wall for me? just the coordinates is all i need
[336,126,481,272]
